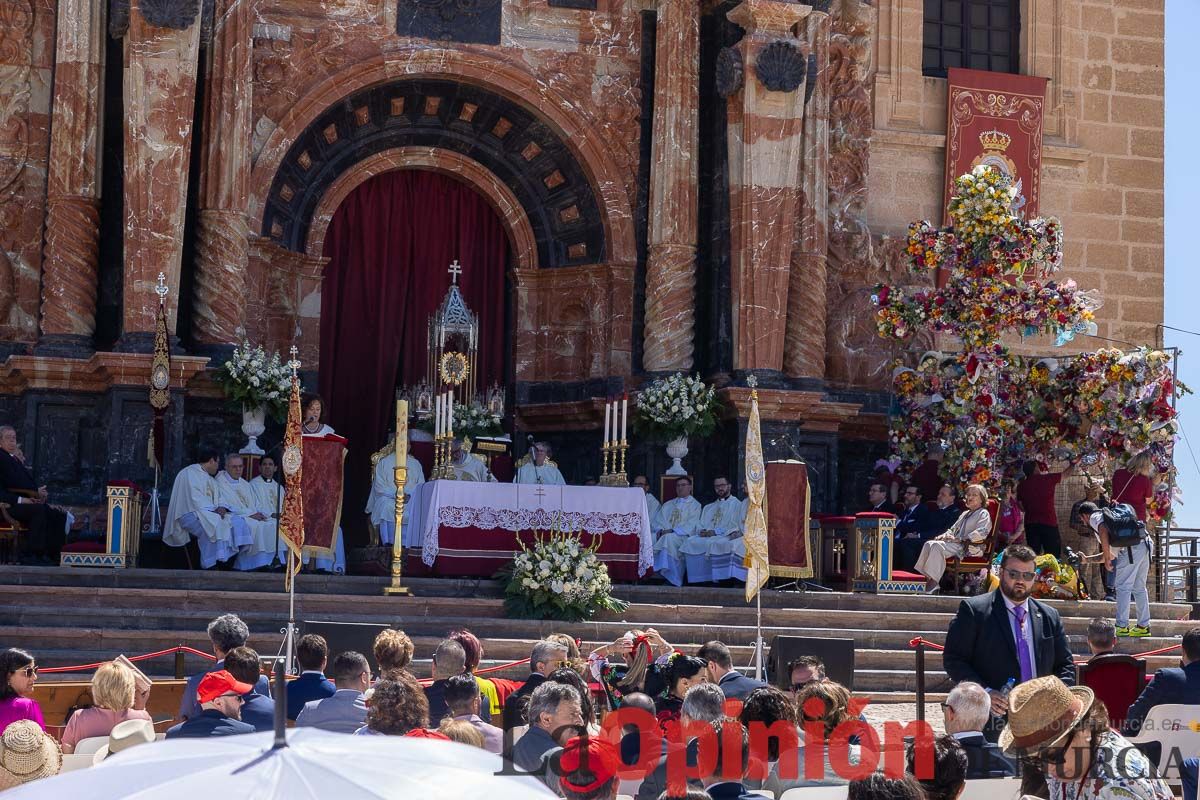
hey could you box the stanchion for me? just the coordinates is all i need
[915,640,926,723]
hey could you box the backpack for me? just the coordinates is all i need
[1100,503,1146,548]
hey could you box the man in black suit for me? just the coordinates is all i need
[866,482,897,514]
[699,719,758,800]
[502,639,568,730]
[894,485,933,571]
[941,681,1016,777]
[165,670,256,739]
[1123,626,1200,750]
[943,544,1075,739]
[0,425,67,562]
[697,640,764,701]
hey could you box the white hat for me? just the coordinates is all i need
[92,718,156,765]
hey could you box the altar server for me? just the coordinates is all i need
[214,454,276,571]
[514,441,566,485]
[633,475,661,521]
[681,477,746,583]
[366,435,426,546]
[450,438,495,482]
[163,453,239,569]
[652,476,703,586]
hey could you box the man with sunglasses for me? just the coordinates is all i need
[165,670,256,739]
[943,544,1075,741]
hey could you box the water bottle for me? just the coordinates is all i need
[1000,677,1017,698]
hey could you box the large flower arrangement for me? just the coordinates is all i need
[499,527,628,622]
[877,165,1183,513]
[219,342,293,422]
[417,402,503,440]
[634,373,720,441]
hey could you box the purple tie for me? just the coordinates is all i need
[1014,605,1035,683]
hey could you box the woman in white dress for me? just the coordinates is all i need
[914,483,992,592]
[300,394,345,574]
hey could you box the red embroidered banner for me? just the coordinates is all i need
[301,435,347,557]
[944,68,1049,219]
[767,461,813,579]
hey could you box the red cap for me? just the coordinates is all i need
[197,670,254,704]
[403,729,451,741]
[558,736,619,794]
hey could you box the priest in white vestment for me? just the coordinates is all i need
[514,441,566,485]
[213,454,272,571]
[366,438,426,546]
[680,477,746,583]
[163,455,239,569]
[633,475,661,522]
[248,455,287,568]
[449,439,495,482]
[652,476,703,586]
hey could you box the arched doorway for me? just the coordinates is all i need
[318,169,510,545]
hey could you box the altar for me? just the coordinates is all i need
[409,481,653,580]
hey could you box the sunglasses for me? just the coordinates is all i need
[791,680,815,692]
[1004,568,1036,582]
[217,693,246,704]
[18,666,36,678]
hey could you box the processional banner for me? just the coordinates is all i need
[302,434,347,558]
[944,67,1048,219]
[766,462,813,579]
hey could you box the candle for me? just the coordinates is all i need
[435,393,443,438]
[447,393,454,435]
[621,393,628,440]
[603,399,611,446]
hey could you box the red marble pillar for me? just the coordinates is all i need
[38,0,106,354]
[193,0,253,348]
[726,0,811,372]
[643,0,699,373]
[119,0,202,349]
[784,11,830,380]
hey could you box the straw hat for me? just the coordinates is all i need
[0,720,62,789]
[93,718,156,765]
[999,676,1095,755]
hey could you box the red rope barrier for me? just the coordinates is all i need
[910,636,1181,661]
[37,646,217,674]
[909,637,945,651]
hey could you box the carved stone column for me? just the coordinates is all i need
[642,0,699,372]
[118,0,202,350]
[783,11,830,380]
[193,0,253,350]
[726,0,811,372]
[38,0,106,355]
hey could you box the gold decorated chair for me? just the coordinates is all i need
[513,454,559,469]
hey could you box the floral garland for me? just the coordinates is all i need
[634,372,720,441]
[499,526,628,622]
[219,341,293,422]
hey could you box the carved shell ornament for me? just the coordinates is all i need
[138,0,202,30]
[715,47,744,98]
[755,39,806,93]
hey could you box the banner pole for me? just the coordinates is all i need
[754,590,764,682]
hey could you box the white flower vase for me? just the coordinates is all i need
[241,404,267,455]
[664,435,689,476]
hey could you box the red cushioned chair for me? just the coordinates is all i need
[946,497,1001,594]
[1077,653,1147,728]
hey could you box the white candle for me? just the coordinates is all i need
[447,393,454,435]
[621,394,629,440]
[435,393,443,438]
[603,399,611,446]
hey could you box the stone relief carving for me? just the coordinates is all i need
[755,40,806,93]
[109,0,130,37]
[715,46,744,98]
[139,0,202,30]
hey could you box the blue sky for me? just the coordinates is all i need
[1163,0,1197,531]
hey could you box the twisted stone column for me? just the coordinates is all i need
[642,0,699,372]
[38,0,105,353]
[192,0,253,347]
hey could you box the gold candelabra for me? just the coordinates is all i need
[431,389,455,480]
[384,399,411,596]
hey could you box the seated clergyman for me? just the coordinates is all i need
[366,433,427,545]
[215,454,279,572]
[680,476,746,584]
[163,452,242,569]
[514,441,565,486]
[450,438,495,482]
[652,476,702,586]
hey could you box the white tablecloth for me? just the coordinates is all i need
[415,480,654,575]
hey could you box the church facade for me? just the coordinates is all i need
[0,0,1165,535]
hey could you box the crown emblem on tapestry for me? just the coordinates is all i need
[978,129,1012,153]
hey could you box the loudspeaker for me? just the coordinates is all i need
[301,620,397,672]
[767,636,856,691]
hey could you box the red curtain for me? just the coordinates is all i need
[319,169,509,546]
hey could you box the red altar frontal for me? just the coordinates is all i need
[403,481,653,581]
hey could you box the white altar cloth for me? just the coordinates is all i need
[415,480,653,575]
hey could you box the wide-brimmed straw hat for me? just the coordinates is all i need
[0,720,62,789]
[999,676,1095,755]
[93,718,156,765]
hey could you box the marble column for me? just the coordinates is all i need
[783,11,830,380]
[726,0,811,372]
[38,0,107,355]
[642,0,699,372]
[193,0,253,350]
[118,0,202,350]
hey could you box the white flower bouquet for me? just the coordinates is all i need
[500,526,628,621]
[634,372,721,441]
[219,341,293,422]
[416,401,503,439]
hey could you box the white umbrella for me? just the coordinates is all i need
[5,729,557,799]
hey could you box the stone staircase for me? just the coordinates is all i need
[0,567,1194,703]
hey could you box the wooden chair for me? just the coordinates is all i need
[0,488,36,564]
[1076,653,1148,728]
[947,497,1001,594]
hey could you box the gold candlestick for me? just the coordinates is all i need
[618,438,628,483]
[384,400,411,596]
